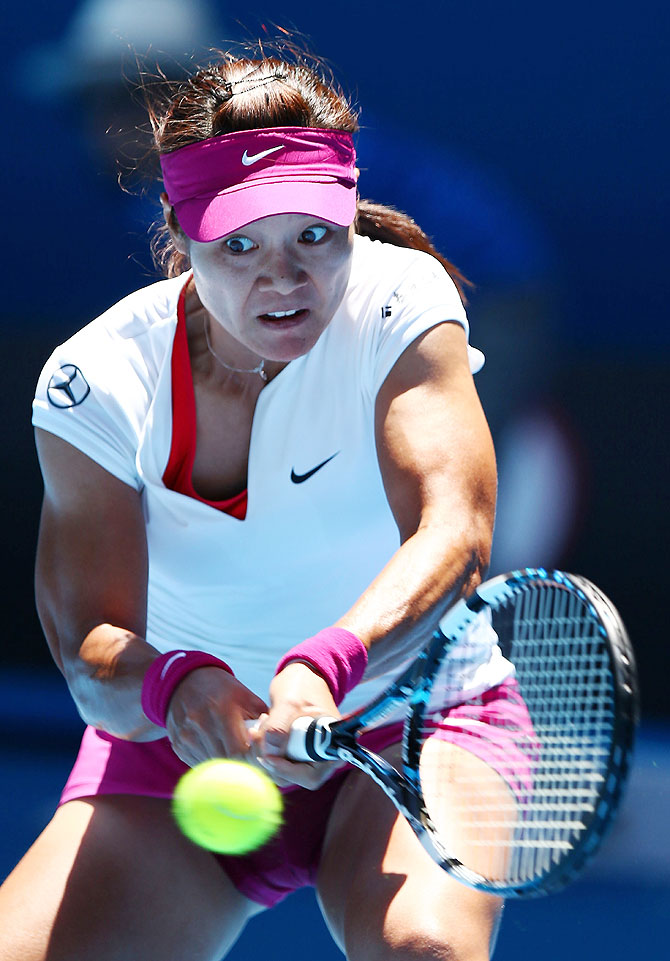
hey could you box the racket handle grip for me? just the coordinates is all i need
[287,716,339,761]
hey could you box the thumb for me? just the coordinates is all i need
[263,703,301,756]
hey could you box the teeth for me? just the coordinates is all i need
[266,309,300,318]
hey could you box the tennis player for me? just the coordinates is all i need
[0,47,523,960]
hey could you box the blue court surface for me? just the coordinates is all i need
[1,666,668,960]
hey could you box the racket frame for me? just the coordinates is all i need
[292,569,639,898]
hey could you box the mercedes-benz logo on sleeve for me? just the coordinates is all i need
[47,365,90,408]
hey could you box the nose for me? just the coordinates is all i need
[258,247,308,295]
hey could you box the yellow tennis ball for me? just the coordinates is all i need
[173,758,283,855]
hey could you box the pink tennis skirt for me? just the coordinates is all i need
[59,678,534,907]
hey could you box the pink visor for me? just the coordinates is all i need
[160,127,357,242]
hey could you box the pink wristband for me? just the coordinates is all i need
[275,628,368,705]
[141,650,233,728]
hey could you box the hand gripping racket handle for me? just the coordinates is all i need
[286,716,340,761]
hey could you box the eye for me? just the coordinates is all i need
[299,225,329,244]
[224,235,255,253]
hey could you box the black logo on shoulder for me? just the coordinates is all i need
[380,291,401,318]
[47,365,90,408]
[291,452,339,484]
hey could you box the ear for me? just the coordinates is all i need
[160,192,189,255]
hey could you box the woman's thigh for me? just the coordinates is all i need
[315,746,504,961]
[0,795,263,961]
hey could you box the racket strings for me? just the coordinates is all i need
[417,585,617,888]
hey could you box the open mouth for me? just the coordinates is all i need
[258,308,309,322]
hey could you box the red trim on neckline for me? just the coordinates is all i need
[162,280,248,519]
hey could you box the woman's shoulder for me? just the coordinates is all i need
[32,274,189,487]
[68,273,188,357]
[351,233,449,274]
[345,235,464,317]
[34,273,189,424]
[319,237,469,399]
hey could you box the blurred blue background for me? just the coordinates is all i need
[1,1,668,957]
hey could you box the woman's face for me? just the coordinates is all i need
[182,213,355,364]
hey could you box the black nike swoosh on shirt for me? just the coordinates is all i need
[290,452,340,484]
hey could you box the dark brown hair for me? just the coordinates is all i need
[144,47,469,297]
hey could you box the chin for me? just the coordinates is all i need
[257,318,328,361]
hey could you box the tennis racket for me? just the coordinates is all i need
[286,569,638,897]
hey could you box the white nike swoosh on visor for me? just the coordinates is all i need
[241,145,285,166]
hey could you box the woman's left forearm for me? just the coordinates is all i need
[346,321,497,678]
[334,512,492,677]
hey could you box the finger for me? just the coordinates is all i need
[258,756,311,788]
[223,712,264,759]
[168,715,214,767]
[262,707,302,755]
[244,720,265,764]
[245,714,267,739]
[171,743,198,768]
[177,716,244,764]
[255,760,297,788]
[260,755,340,791]
[171,738,211,769]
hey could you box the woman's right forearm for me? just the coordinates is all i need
[33,433,162,739]
[61,623,166,741]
